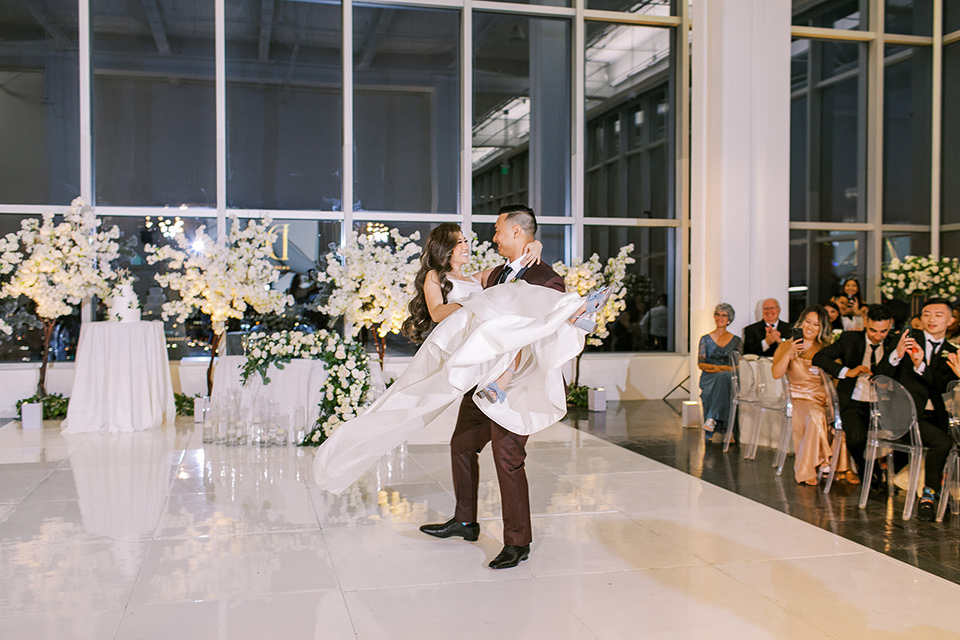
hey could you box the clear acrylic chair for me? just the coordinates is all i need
[859,375,927,521]
[723,351,759,453]
[751,357,790,463]
[821,369,854,494]
[937,381,960,522]
[770,368,794,474]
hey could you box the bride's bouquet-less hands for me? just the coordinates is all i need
[146,215,293,395]
[315,228,421,368]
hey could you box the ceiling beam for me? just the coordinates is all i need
[357,9,396,70]
[139,0,171,55]
[21,0,70,48]
[258,0,276,61]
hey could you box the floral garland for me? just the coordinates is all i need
[880,255,960,302]
[240,330,373,445]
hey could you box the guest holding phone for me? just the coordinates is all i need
[772,306,850,485]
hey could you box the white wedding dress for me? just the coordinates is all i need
[312,277,587,494]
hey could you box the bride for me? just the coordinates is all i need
[313,222,610,494]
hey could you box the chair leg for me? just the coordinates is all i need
[859,446,876,509]
[952,454,960,517]
[823,429,845,495]
[886,453,896,497]
[937,450,958,523]
[903,450,923,521]
[774,413,793,477]
[745,408,762,460]
[722,401,737,453]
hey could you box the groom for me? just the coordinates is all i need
[419,203,565,569]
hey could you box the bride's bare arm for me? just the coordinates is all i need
[475,240,544,287]
[424,271,463,323]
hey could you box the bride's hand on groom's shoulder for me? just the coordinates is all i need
[520,240,543,266]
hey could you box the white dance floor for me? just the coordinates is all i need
[0,415,958,639]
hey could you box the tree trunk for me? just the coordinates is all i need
[207,332,222,396]
[38,319,56,398]
[374,331,386,371]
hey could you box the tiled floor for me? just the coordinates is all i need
[1,409,959,639]
[566,400,960,586]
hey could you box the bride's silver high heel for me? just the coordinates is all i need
[477,363,516,404]
[569,286,612,333]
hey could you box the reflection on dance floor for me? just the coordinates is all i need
[0,409,958,639]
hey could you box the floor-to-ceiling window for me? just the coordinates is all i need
[0,0,687,361]
[789,0,946,322]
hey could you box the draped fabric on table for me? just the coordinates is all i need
[314,280,586,495]
[62,321,175,434]
[211,355,388,425]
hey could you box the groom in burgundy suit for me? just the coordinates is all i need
[419,203,565,569]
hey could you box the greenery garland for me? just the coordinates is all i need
[240,330,373,446]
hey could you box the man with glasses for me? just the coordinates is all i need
[743,298,790,357]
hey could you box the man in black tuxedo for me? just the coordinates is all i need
[888,298,958,521]
[419,204,565,568]
[813,304,896,480]
[743,298,791,356]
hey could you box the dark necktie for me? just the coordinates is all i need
[496,266,513,285]
[928,341,941,365]
[869,343,880,372]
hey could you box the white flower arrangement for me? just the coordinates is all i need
[315,228,421,365]
[880,255,960,302]
[146,215,293,394]
[0,198,121,395]
[552,244,635,347]
[240,330,373,445]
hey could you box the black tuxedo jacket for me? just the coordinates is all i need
[812,331,897,410]
[743,319,791,357]
[487,262,565,293]
[892,331,959,426]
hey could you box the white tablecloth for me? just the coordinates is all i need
[211,355,386,424]
[61,321,176,434]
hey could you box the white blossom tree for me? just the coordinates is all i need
[315,228,421,368]
[146,215,292,395]
[552,244,635,388]
[0,198,121,396]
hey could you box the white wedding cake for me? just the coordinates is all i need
[108,284,141,323]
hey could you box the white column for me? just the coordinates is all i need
[689,0,791,394]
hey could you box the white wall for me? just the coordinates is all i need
[0,353,691,418]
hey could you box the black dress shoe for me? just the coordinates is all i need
[918,491,937,522]
[488,544,530,569]
[419,518,480,541]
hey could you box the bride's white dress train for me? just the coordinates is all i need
[312,277,586,494]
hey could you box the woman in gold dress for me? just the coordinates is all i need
[771,306,850,485]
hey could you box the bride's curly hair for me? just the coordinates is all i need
[402,222,462,344]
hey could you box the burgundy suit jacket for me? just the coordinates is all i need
[486,262,565,294]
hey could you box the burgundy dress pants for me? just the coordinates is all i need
[450,391,532,547]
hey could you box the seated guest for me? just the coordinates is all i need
[698,303,743,441]
[889,298,958,521]
[946,308,960,347]
[772,306,850,485]
[824,301,844,331]
[743,298,790,357]
[841,277,865,307]
[910,314,924,330]
[812,304,897,484]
